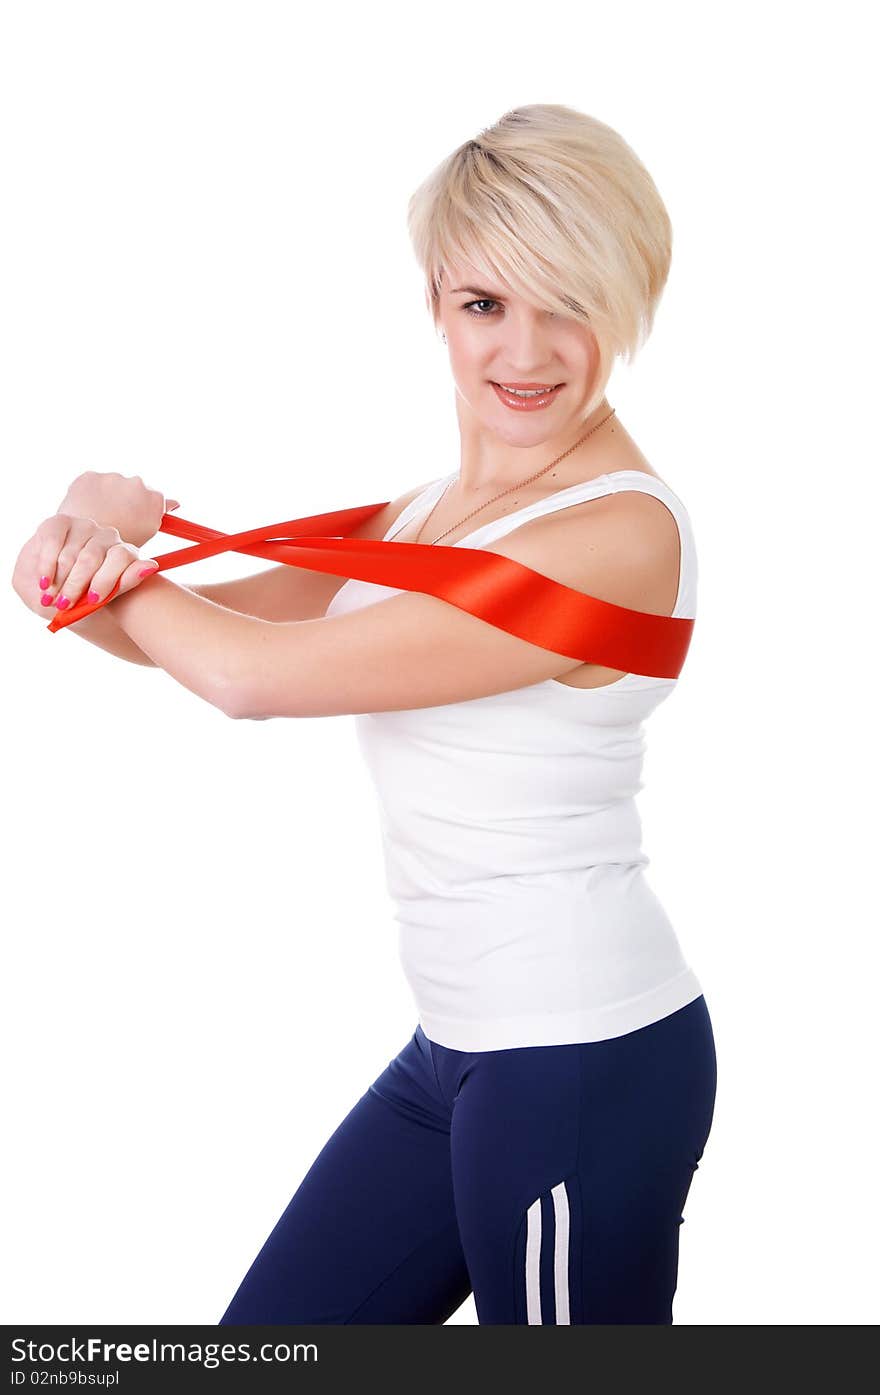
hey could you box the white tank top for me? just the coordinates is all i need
[326,469,704,1051]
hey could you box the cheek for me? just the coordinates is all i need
[448,334,488,379]
[469,329,500,366]
[448,350,493,408]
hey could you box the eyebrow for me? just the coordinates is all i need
[450,286,504,297]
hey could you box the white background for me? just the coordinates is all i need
[2,0,877,1326]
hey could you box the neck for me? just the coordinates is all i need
[454,397,614,495]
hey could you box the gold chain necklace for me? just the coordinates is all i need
[414,407,617,545]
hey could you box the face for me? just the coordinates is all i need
[433,259,602,448]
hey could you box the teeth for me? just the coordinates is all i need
[499,384,555,397]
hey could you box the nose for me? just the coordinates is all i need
[496,310,558,379]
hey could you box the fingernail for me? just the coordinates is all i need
[87,591,100,603]
[138,566,158,578]
[55,595,69,609]
[40,593,54,606]
[39,577,50,590]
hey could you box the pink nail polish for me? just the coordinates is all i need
[55,595,69,609]
[138,566,157,578]
[40,593,54,606]
[88,591,100,603]
[39,577,50,590]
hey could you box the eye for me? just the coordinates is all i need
[463,299,500,317]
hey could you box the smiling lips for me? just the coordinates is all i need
[491,381,564,411]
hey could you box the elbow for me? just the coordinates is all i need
[214,675,254,721]
[222,695,256,721]
[230,702,273,721]
[225,686,306,721]
[221,658,314,720]
[221,681,280,721]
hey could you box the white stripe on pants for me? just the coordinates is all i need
[525,1180,571,1324]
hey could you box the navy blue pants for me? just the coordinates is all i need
[219,995,717,1325]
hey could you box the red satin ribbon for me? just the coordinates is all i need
[46,501,694,678]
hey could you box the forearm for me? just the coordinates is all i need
[61,605,158,666]
[106,573,260,715]
[56,582,232,669]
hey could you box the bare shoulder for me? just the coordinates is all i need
[347,476,442,542]
[481,486,682,617]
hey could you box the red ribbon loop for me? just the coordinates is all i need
[46,503,694,678]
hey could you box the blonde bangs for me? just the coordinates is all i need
[407,103,673,370]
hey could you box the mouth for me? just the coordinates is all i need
[490,381,565,411]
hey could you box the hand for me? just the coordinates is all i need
[56,471,180,550]
[11,515,159,620]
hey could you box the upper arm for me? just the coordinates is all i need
[236,489,682,719]
[186,477,439,622]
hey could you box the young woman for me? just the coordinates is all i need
[13,103,717,1324]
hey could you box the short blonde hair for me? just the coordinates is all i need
[407,103,673,403]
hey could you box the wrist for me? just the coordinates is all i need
[56,501,151,550]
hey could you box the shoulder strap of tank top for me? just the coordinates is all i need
[461,473,624,541]
[384,475,452,541]
[44,494,695,678]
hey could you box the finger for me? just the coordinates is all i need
[117,552,159,595]
[35,516,72,604]
[75,540,143,605]
[37,515,88,610]
[52,531,128,611]
[166,499,180,512]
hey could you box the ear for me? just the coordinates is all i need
[426,287,446,342]
[424,283,437,324]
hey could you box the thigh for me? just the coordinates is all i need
[219,1027,472,1324]
[448,996,718,1324]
